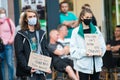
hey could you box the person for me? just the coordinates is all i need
[57,24,69,46]
[70,8,106,80]
[81,3,97,26]
[48,29,78,80]
[14,9,51,80]
[106,25,120,67]
[0,7,15,80]
[0,59,3,80]
[16,12,25,34]
[59,1,78,39]
[57,24,79,79]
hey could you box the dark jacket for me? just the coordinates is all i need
[92,16,97,26]
[14,30,49,77]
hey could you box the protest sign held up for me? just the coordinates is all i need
[28,52,51,72]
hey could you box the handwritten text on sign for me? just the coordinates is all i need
[28,52,51,72]
[84,34,101,56]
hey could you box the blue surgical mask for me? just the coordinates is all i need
[28,17,37,26]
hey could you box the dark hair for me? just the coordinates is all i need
[21,9,40,31]
[81,4,91,10]
[84,4,90,7]
[116,25,120,28]
[59,1,69,8]
[78,8,93,24]
[57,24,67,31]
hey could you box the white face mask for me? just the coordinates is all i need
[0,14,6,18]
[28,17,37,26]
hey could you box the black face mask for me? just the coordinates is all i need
[83,19,91,25]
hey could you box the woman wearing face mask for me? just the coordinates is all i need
[70,8,106,80]
[0,8,15,80]
[14,9,51,80]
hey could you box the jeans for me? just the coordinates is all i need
[0,60,3,80]
[0,44,14,80]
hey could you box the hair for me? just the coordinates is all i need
[116,25,120,28]
[57,24,67,31]
[49,29,58,37]
[81,4,91,10]
[21,9,40,31]
[59,1,69,8]
[78,8,93,24]
[19,12,25,25]
[0,7,6,13]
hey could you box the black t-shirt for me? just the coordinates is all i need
[83,28,91,33]
[110,39,120,53]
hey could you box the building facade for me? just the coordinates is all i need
[1,0,120,41]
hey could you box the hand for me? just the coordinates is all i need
[8,41,13,45]
[111,45,120,52]
[86,53,93,56]
[31,68,37,73]
[46,68,52,74]
[64,46,70,54]
[106,44,111,50]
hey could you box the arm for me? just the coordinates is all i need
[64,46,70,55]
[70,13,78,28]
[14,33,31,73]
[70,28,87,59]
[8,19,16,44]
[106,44,111,51]
[53,46,69,56]
[63,20,78,28]
[60,12,78,28]
[111,45,120,52]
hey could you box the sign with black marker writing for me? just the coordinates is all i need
[28,52,51,72]
[84,34,101,56]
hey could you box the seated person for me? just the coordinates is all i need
[57,24,69,46]
[105,25,120,67]
[48,29,78,80]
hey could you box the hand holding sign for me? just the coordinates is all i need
[28,52,52,72]
[86,52,93,56]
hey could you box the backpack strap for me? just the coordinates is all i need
[6,18,12,34]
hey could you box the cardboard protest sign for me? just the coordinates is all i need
[84,34,101,56]
[28,52,51,72]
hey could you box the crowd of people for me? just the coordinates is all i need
[0,1,119,80]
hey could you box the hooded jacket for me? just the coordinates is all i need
[14,30,49,76]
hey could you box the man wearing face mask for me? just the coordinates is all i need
[59,1,78,39]
[0,8,15,80]
[14,9,51,80]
